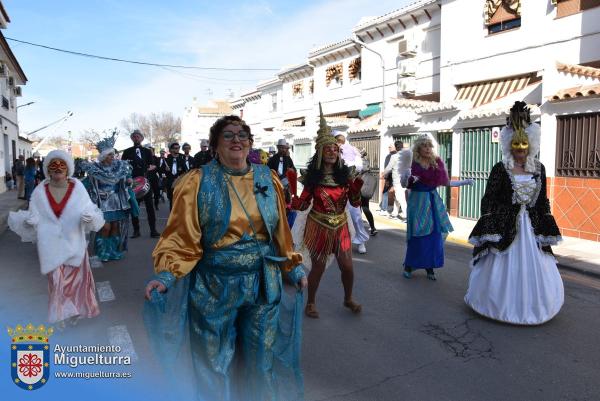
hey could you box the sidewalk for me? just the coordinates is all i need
[0,189,27,235]
[372,209,600,279]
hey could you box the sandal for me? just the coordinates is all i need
[305,303,319,319]
[343,299,362,314]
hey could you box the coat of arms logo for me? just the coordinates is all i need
[8,323,53,390]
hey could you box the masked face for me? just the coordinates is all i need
[48,159,68,174]
[511,138,529,150]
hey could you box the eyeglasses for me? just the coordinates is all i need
[222,130,250,142]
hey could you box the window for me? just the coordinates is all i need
[271,93,277,112]
[349,58,361,81]
[485,0,521,34]
[556,113,600,178]
[555,0,600,18]
[292,82,304,98]
[293,143,312,168]
[2,96,8,109]
[488,17,521,34]
[325,64,343,87]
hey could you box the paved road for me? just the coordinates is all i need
[1,204,599,401]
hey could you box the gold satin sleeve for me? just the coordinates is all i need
[270,170,303,272]
[152,169,203,278]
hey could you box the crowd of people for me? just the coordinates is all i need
[6,100,565,400]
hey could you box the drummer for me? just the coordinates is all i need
[121,130,161,238]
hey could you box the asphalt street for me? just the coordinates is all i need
[1,204,599,401]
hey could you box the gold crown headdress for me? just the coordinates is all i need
[314,103,338,168]
[7,323,54,343]
[508,101,531,150]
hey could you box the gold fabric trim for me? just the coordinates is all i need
[308,209,347,229]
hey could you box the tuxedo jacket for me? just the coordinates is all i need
[121,146,155,178]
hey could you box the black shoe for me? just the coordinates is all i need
[131,230,141,238]
[370,229,378,236]
[150,231,161,238]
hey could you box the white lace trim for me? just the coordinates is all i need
[469,234,502,247]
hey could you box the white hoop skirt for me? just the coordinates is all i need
[465,209,564,325]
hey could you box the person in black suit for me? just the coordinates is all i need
[121,129,160,238]
[163,142,187,210]
[193,138,213,167]
[144,144,161,211]
[267,138,296,180]
[181,142,195,171]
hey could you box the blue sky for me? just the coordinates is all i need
[4,0,412,141]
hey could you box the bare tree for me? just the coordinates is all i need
[120,111,181,146]
[79,128,121,148]
[120,113,150,136]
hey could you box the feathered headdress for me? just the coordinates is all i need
[314,102,338,168]
[96,131,118,161]
[500,101,540,173]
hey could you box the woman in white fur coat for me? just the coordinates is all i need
[8,149,105,325]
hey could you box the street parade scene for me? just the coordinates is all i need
[0,1,600,400]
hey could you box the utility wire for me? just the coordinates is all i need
[5,36,279,71]
[160,66,267,83]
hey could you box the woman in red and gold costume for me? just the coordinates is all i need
[288,104,363,319]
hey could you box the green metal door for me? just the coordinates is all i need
[459,127,503,219]
[437,132,452,209]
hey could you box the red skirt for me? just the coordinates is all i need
[304,215,351,262]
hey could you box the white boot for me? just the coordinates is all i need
[358,243,367,254]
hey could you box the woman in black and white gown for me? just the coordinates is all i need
[465,101,564,325]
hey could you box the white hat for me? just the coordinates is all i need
[43,149,74,178]
[332,130,346,138]
[276,139,289,148]
[200,139,209,147]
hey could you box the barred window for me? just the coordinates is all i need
[556,113,600,178]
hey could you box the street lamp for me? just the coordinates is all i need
[351,36,385,122]
[17,101,35,109]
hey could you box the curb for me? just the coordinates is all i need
[371,213,600,279]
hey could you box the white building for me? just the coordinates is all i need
[181,99,232,153]
[0,2,27,193]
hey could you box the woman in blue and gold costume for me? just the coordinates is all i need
[144,115,307,401]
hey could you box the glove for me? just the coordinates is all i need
[349,176,363,193]
[449,179,474,187]
[286,169,298,198]
[25,214,39,227]
[81,211,94,224]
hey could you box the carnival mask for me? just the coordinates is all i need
[511,129,529,151]
[48,159,68,174]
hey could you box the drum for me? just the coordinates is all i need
[132,176,150,199]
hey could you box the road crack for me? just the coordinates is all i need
[419,318,497,361]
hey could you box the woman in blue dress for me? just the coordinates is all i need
[402,135,472,280]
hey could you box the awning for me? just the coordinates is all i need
[358,103,382,119]
[282,117,305,127]
[347,113,381,134]
[455,74,539,108]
